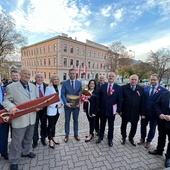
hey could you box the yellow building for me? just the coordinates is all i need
[21,33,109,83]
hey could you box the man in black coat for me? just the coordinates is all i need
[149,91,170,168]
[32,73,48,148]
[121,75,145,146]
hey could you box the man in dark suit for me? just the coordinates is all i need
[95,75,106,136]
[138,74,167,148]
[149,91,170,168]
[96,72,122,147]
[32,73,48,148]
[0,77,9,160]
[121,75,145,146]
[61,69,82,143]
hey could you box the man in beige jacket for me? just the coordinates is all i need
[2,68,37,170]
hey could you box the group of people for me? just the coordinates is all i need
[0,68,170,169]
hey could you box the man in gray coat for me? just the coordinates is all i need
[2,68,37,170]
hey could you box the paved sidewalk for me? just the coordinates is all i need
[0,108,168,170]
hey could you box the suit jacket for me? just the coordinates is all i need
[0,86,5,110]
[99,83,122,116]
[61,79,82,106]
[83,90,98,116]
[144,85,167,118]
[122,83,145,123]
[45,85,63,116]
[155,91,170,129]
[2,81,37,128]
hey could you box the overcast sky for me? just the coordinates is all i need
[0,0,170,61]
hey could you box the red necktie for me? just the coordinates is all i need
[71,81,74,91]
[39,86,43,98]
[107,84,111,96]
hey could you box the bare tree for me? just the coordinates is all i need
[0,10,27,62]
[105,41,132,73]
[147,48,170,82]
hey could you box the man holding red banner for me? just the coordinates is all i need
[2,68,37,170]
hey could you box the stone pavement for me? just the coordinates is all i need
[0,107,168,170]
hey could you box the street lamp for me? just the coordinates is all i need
[129,50,135,58]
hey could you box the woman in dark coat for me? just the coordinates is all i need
[83,79,98,142]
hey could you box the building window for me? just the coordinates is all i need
[54,56,56,66]
[44,58,46,65]
[48,58,50,65]
[48,45,51,53]
[37,48,39,55]
[44,72,46,78]
[76,47,79,55]
[88,73,90,79]
[88,61,90,68]
[97,53,99,58]
[63,73,67,80]
[81,61,84,68]
[88,50,91,57]
[93,51,95,58]
[64,44,67,52]
[31,50,33,56]
[96,63,98,69]
[92,62,95,68]
[101,54,103,59]
[64,58,67,67]
[76,60,79,67]
[40,59,42,66]
[49,72,51,79]
[40,47,42,54]
[82,49,85,56]
[44,46,46,53]
[70,59,73,66]
[70,46,74,53]
[34,49,36,55]
[100,63,102,69]
[54,44,57,52]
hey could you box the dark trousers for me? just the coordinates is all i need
[99,114,115,141]
[121,119,138,139]
[33,109,47,143]
[157,121,170,158]
[47,113,60,140]
[140,116,157,142]
[0,122,9,155]
[95,111,100,133]
[86,112,96,135]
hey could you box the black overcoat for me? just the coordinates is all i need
[122,83,145,123]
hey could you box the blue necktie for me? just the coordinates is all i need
[25,84,30,96]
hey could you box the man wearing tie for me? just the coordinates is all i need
[121,75,145,146]
[32,73,48,148]
[96,72,122,147]
[61,69,82,143]
[138,74,167,148]
[2,68,37,170]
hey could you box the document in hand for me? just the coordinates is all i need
[112,104,117,115]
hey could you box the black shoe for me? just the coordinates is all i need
[1,153,8,160]
[96,138,102,144]
[129,138,136,146]
[41,139,47,146]
[165,158,170,167]
[121,138,126,145]
[21,152,36,158]
[10,164,18,170]
[108,140,113,147]
[49,140,55,149]
[32,142,38,148]
[85,136,93,142]
[148,149,163,156]
[52,139,60,145]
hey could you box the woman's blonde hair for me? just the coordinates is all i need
[49,74,60,87]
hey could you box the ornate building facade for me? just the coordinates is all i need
[21,33,109,83]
